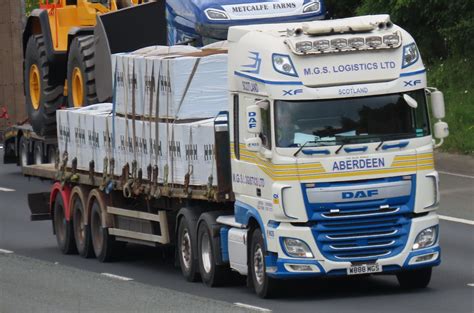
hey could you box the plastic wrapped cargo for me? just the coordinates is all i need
[112,48,228,120]
[57,104,217,186]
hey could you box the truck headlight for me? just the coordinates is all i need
[283,238,314,258]
[303,1,321,13]
[205,9,229,20]
[272,54,298,77]
[402,43,419,68]
[412,226,437,250]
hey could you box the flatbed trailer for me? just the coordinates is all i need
[3,124,57,166]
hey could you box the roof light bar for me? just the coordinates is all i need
[285,31,402,55]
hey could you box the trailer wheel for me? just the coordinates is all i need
[67,36,98,108]
[53,192,77,254]
[71,187,94,258]
[90,197,116,262]
[19,136,32,167]
[250,228,279,298]
[197,220,229,287]
[33,141,44,165]
[47,145,57,164]
[24,35,64,137]
[177,217,199,282]
[397,267,432,289]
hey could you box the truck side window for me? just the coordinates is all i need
[260,107,272,150]
[233,94,240,160]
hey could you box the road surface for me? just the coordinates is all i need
[0,149,473,313]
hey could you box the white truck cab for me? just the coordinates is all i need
[221,15,448,297]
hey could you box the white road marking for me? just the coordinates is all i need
[101,273,134,281]
[234,303,272,312]
[467,283,474,287]
[0,187,15,192]
[439,215,474,226]
[0,249,14,254]
[438,171,474,179]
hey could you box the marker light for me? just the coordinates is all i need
[402,43,419,68]
[313,39,330,51]
[349,37,365,49]
[272,54,298,77]
[303,1,321,13]
[204,9,229,20]
[412,226,437,250]
[383,33,400,46]
[283,238,314,258]
[331,38,348,49]
[366,36,382,47]
[295,41,313,53]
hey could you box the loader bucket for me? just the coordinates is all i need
[94,1,167,102]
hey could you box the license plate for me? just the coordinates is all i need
[347,263,382,275]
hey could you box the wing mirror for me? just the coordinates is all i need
[430,90,446,119]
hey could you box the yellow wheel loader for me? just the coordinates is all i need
[23,0,167,136]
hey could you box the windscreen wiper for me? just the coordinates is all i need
[293,141,317,157]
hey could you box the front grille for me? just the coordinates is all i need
[312,213,410,262]
[304,176,414,263]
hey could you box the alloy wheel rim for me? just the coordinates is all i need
[29,64,41,110]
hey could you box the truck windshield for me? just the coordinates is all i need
[275,90,430,148]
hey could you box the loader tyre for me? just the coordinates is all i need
[25,35,64,137]
[116,0,133,9]
[67,36,98,108]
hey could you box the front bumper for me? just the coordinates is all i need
[266,212,440,279]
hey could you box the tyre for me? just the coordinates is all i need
[197,220,229,287]
[397,267,432,289]
[90,196,116,262]
[67,36,98,108]
[116,0,133,9]
[177,217,200,282]
[24,35,64,137]
[250,228,279,298]
[71,187,94,258]
[53,192,77,254]
[19,136,32,167]
[47,145,57,164]
[33,141,44,165]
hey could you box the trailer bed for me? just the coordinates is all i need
[22,163,233,202]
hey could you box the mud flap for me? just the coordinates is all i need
[28,192,51,221]
[94,1,167,102]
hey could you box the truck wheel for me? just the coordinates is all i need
[67,36,98,108]
[250,228,279,298]
[47,145,57,164]
[177,217,200,282]
[71,187,94,258]
[24,35,64,137]
[397,267,432,289]
[197,220,229,287]
[90,198,116,262]
[33,141,44,165]
[53,192,77,254]
[19,136,32,167]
